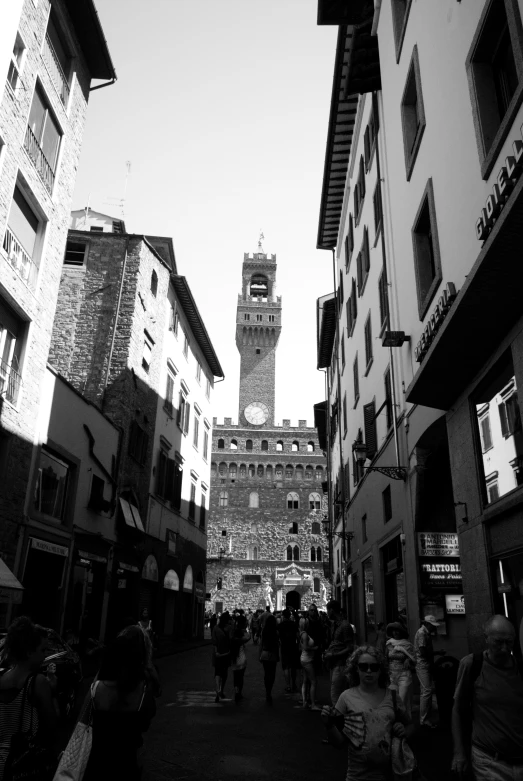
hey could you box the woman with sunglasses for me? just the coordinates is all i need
[321,645,413,780]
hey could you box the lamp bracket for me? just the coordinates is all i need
[363,465,408,481]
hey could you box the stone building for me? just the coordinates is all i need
[0,0,115,627]
[47,212,222,639]
[207,246,330,614]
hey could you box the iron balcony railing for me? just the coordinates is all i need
[0,359,22,405]
[42,33,70,106]
[24,124,55,195]
[2,225,38,288]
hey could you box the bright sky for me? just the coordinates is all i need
[73,0,337,426]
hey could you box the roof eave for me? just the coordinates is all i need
[171,276,224,379]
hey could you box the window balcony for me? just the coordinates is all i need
[42,33,69,106]
[2,225,38,289]
[0,359,22,405]
[24,125,55,195]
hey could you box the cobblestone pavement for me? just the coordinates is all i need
[141,642,454,781]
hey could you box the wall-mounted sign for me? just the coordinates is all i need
[420,559,462,593]
[183,565,193,592]
[415,283,457,363]
[347,574,352,588]
[164,569,179,591]
[31,538,68,557]
[78,550,107,564]
[166,530,177,556]
[418,533,459,557]
[445,594,465,614]
[195,582,205,598]
[476,136,523,240]
[142,554,159,582]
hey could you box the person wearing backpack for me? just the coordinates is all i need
[452,614,523,780]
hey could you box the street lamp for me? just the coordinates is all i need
[352,437,408,481]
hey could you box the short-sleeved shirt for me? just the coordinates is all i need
[335,687,407,781]
[327,619,355,667]
[453,651,523,760]
[414,625,433,667]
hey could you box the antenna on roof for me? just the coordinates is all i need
[258,230,265,253]
[103,160,132,222]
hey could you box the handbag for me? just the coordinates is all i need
[4,675,57,781]
[52,682,97,781]
[390,690,416,781]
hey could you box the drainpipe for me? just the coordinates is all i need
[102,236,129,410]
[89,78,116,93]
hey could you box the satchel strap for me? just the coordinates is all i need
[391,687,398,719]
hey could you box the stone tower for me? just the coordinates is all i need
[235,246,282,428]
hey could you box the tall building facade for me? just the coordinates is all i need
[0,0,115,627]
[207,249,330,613]
[316,0,523,656]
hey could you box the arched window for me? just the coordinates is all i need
[229,463,237,478]
[230,439,238,450]
[313,577,320,593]
[211,462,217,476]
[275,464,283,478]
[315,466,323,481]
[246,439,253,451]
[261,440,269,451]
[257,465,264,477]
[150,270,158,296]
[295,465,303,480]
[248,464,255,477]
[311,521,321,534]
[316,547,322,562]
[305,466,314,479]
[276,441,283,452]
[308,441,315,452]
[251,522,257,533]
[286,545,293,561]
[219,462,227,476]
[287,491,299,509]
[219,490,228,507]
[286,464,294,479]
[249,491,259,508]
[293,545,300,561]
[292,440,299,452]
[266,465,273,480]
[251,545,258,560]
[250,273,268,298]
[239,464,247,478]
[309,492,321,510]
[310,546,316,562]
[218,439,225,449]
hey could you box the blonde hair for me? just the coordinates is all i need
[345,645,388,688]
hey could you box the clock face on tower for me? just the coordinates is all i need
[244,402,269,425]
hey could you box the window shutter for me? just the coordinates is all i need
[364,401,377,459]
[184,402,191,434]
[352,280,357,320]
[364,127,370,165]
[499,403,509,437]
[128,421,137,456]
[140,430,149,464]
[173,464,183,509]
[357,254,363,294]
[346,299,352,334]
[176,393,184,427]
[165,458,175,502]
[349,216,354,252]
[364,228,370,273]
[359,157,366,199]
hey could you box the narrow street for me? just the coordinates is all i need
[141,642,453,781]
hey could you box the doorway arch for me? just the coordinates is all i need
[285,590,301,610]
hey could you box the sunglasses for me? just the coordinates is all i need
[357,662,380,673]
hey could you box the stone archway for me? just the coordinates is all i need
[285,590,301,610]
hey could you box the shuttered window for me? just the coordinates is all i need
[364,401,377,459]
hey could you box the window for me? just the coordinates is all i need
[343,395,348,435]
[112,220,123,234]
[384,368,393,430]
[206,377,211,399]
[248,464,255,477]
[311,521,321,534]
[364,314,373,370]
[142,331,154,373]
[391,0,412,60]
[357,229,370,296]
[169,304,179,335]
[412,179,442,319]
[250,546,259,560]
[218,462,227,476]
[43,13,71,105]
[364,401,377,459]
[0,299,24,406]
[150,271,158,296]
[230,439,238,450]
[176,388,190,435]
[341,334,346,369]
[189,481,196,521]
[183,332,189,358]
[315,466,323,481]
[382,485,392,523]
[353,430,365,487]
[244,313,250,321]
[246,439,253,451]
[373,181,383,239]
[200,486,207,528]
[479,409,493,451]
[362,514,368,543]
[499,393,522,437]
[466,0,523,176]
[196,361,202,383]
[64,240,87,267]
[266,465,273,480]
[287,492,299,509]
[286,465,294,479]
[3,184,42,287]
[307,441,315,452]
[276,440,283,452]
[33,447,70,521]
[229,463,237,478]
[129,420,149,465]
[292,441,299,452]
[261,439,268,451]
[486,476,500,503]
[164,371,175,417]
[256,315,262,322]
[309,492,321,510]
[293,545,300,561]
[295,465,303,480]
[249,491,259,508]
[88,474,108,513]
[156,449,175,501]
[345,215,354,271]
[219,490,228,507]
[275,464,283,479]
[401,46,426,180]
[7,33,25,93]
[257,465,264,477]
[313,577,321,593]
[26,85,61,194]
[378,269,389,330]
[269,315,275,323]
[193,408,200,449]
[173,461,183,509]
[217,438,225,449]
[90,226,103,233]
[286,546,293,561]
[346,279,358,335]
[239,464,247,478]
[305,466,314,480]
[355,156,366,223]
[364,125,371,168]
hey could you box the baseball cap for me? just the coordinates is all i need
[424,614,441,627]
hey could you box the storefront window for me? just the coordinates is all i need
[474,353,523,505]
[33,448,69,521]
[492,552,523,657]
[363,557,374,639]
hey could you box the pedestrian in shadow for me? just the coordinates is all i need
[230,614,250,703]
[212,612,231,703]
[259,614,280,705]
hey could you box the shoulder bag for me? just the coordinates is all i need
[390,689,416,781]
[52,681,97,781]
[4,675,57,781]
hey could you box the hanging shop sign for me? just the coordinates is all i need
[445,594,465,614]
[418,533,459,557]
[414,283,457,363]
[142,555,159,582]
[420,559,462,593]
[476,135,523,240]
[78,550,107,564]
[195,582,205,598]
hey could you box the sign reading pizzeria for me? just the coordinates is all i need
[414,283,457,363]
[475,132,523,241]
[418,533,459,558]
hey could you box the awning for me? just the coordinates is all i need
[0,559,23,592]
[406,173,523,409]
[119,498,145,533]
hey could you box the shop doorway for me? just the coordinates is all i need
[22,539,68,630]
[286,590,301,610]
[381,536,406,626]
[69,557,105,641]
[492,550,523,659]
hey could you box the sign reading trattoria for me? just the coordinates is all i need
[418,532,459,557]
[476,131,523,241]
[420,559,462,593]
[414,283,457,363]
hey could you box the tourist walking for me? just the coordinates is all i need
[385,621,416,718]
[212,612,232,703]
[321,645,414,780]
[230,613,250,703]
[83,625,156,781]
[307,604,325,676]
[452,614,523,780]
[259,614,280,704]
[277,608,300,693]
[323,600,355,706]
[0,616,58,780]
[298,617,321,710]
[414,614,443,728]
